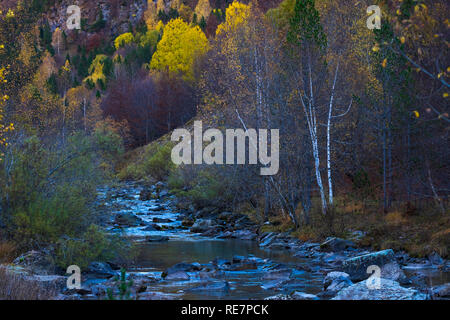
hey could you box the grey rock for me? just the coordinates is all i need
[114,213,145,227]
[333,278,427,300]
[291,291,320,300]
[428,252,445,266]
[323,272,353,293]
[164,271,190,281]
[146,235,169,242]
[87,262,117,278]
[431,283,450,299]
[343,249,396,281]
[190,219,215,233]
[142,224,162,231]
[262,268,292,281]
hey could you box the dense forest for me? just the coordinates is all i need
[0,0,448,300]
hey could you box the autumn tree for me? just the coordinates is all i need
[150,18,209,81]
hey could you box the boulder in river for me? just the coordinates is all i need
[342,249,396,281]
[323,272,353,297]
[332,278,427,300]
[114,213,145,227]
[163,262,202,278]
[164,271,191,281]
[87,262,118,278]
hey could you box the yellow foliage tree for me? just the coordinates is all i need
[216,1,251,36]
[114,32,134,49]
[150,18,209,81]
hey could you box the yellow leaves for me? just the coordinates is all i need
[62,59,71,73]
[381,58,387,68]
[372,45,380,52]
[6,9,14,18]
[413,110,420,118]
[216,1,251,36]
[114,33,134,49]
[150,18,209,82]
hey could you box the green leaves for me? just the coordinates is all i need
[287,0,327,51]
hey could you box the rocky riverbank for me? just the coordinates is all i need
[2,181,449,300]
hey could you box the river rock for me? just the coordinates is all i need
[163,263,201,278]
[232,230,257,240]
[13,250,55,275]
[342,249,396,281]
[87,262,117,278]
[24,274,67,292]
[152,217,174,223]
[332,278,427,300]
[323,272,353,294]
[181,217,194,227]
[146,235,169,242]
[229,260,257,271]
[164,271,190,281]
[138,291,180,300]
[114,213,145,227]
[319,237,355,252]
[218,212,233,221]
[291,291,320,300]
[431,283,450,299]
[139,189,154,201]
[261,279,288,290]
[191,219,215,233]
[428,252,445,266]
[262,268,292,280]
[259,233,278,247]
[142,224,162,231]
[264,294,292,300]
[380,262,408,283]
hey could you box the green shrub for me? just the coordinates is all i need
[144,143,174,181]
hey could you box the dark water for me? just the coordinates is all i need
[133,239,323,300]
